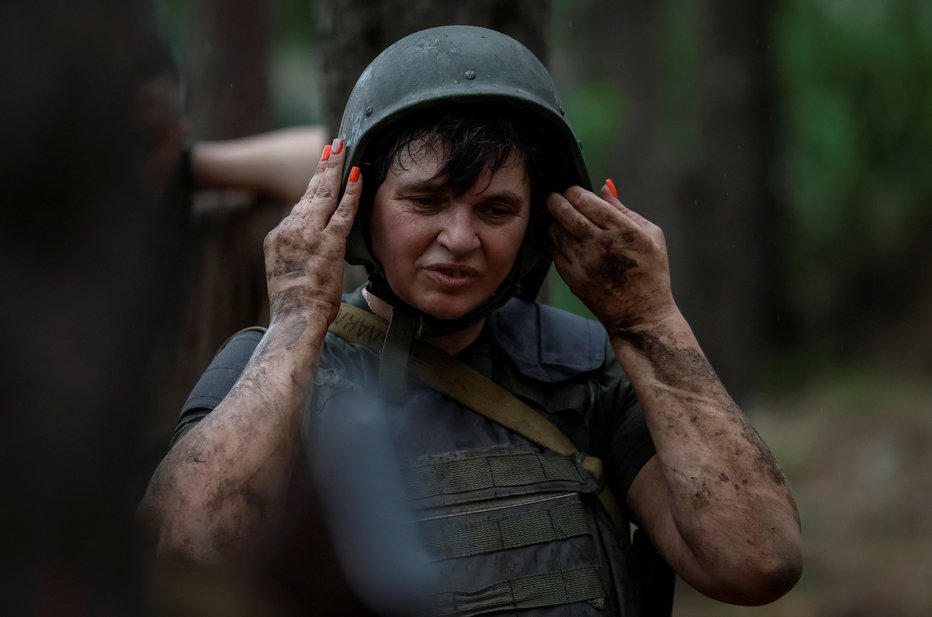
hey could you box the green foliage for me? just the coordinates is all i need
[562,81,627,173]
[549,0,626,181]
[154,1,322,125]
[154,0,191,65]
[543,80,624,317]
[272,0,317,47]
[158,0,932,352]
[660,0,700,160]
[778,0,932,281]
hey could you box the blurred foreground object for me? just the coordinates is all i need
[0,2,183,614]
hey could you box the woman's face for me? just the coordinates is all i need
[369,142,531,321]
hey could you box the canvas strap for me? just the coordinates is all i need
[328,302,626,530]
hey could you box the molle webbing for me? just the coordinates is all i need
[422,498,591,561]
[431,566,607,617]
[329,302,627,530]
[403,452,586,500]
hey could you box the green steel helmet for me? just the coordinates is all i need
[338,25,591,336]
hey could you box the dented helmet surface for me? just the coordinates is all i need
[339,26,590,321]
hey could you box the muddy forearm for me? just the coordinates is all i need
[140,313,328,560]
[611,310,800,559]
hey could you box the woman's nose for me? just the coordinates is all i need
[437,206,480,253]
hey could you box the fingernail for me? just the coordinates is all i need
[605,178,618,198]
[321,144,332,161]
[331,138,344,155]
[349,166,360,183]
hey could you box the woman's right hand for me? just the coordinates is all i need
[263,138,362,325]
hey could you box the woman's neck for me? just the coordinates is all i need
[363,289,484,356]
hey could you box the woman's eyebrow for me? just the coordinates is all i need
[396,178,446,194]
[394,176,526,207]
[477,190,525,206]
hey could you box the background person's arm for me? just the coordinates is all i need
[191,126,328,204]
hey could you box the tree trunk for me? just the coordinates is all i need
[189,0,272,139]
[315,0,552,136]
[1,3,188,612]
[570,0,781,398]
[165,1,282,421]
[687,0,784,397]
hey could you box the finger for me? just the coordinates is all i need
[547,232,585,288]
[546,192,597,240]
[328,166,362,233]
[615,200,650,227]
[600,179,628,215]
[311,138,347,202]
[295,138,348,220]
[562,186,633,232]
[548,220,598,282]
[547,219,575,257]
[599,183,621,209]
[300,141,336,200]
[600,180,651,227]
[287,143,330,217]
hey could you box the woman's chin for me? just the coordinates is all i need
[412,297,482,323]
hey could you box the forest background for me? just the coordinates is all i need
[1,0,930,615]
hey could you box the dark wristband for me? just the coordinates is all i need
[178,144,197,191]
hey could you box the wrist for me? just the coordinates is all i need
[269,289,341,331]
[603,302,680,338]
[607,307,697,359]
[261,311,331,373]
[179,143,199,191]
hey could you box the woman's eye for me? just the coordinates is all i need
[410,197,438,208]
[484,205,514,219]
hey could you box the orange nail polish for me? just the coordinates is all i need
[332,138,344,155]
[605,178,618,198]
[349,166,360,183]
[321,144,332,161]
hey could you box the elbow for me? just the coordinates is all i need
[137,484,184,557]
[136,483,166,548]
[137,480,209,561]
[735,546,803,606]
[137,478,267,562]
[711,537,804,606]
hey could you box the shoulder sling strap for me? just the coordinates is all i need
[328,302,626,529]
[230,303,672,614]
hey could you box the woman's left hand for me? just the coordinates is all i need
[547,183,678,333]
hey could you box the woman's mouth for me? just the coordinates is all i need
[424,264,479,288]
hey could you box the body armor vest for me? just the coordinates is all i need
[308,296,646,616]
[178,294,653,615]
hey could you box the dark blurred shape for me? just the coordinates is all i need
[311,390,436,616]
[602,0,780,398]
[0,1,183,613]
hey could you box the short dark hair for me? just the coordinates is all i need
[367,104,545,194]
[359,103,569,251]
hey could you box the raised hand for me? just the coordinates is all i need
[547,183,677,333]
[263,138,362,324]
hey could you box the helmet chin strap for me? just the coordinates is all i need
[368,264,522,405]
[365,273,522,340]
[365,242,545,404]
